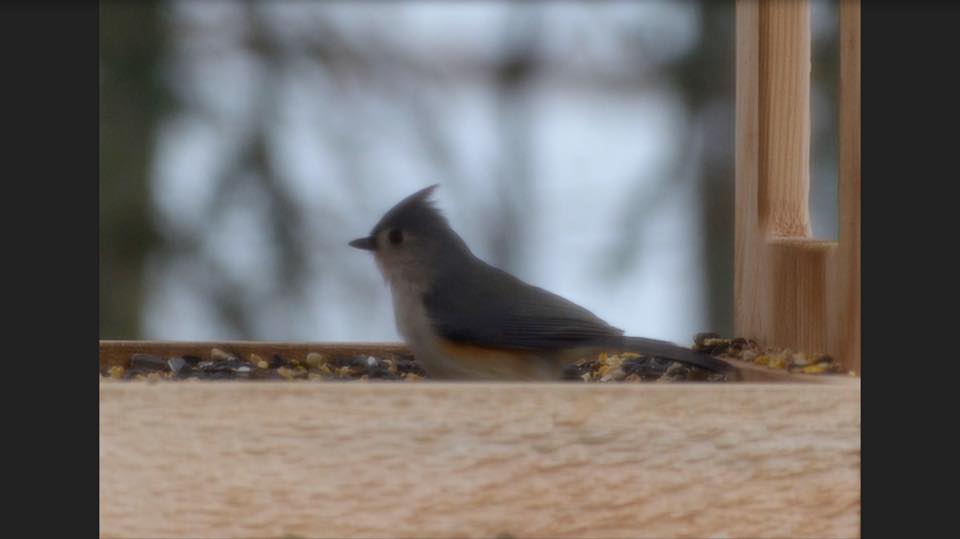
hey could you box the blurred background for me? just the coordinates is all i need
[100,0,839,344]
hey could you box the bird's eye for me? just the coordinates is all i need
[388,228,403,245]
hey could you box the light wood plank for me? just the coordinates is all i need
[757,0,812,238]
[734,0,764,356]
[100,381,860,538]
[834,0,861,374]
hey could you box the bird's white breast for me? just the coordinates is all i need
[388,277,435,357]
[377,258,447,374]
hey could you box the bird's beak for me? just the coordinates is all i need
[348,236,376,251]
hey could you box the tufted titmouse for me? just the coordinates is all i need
[349,185,732,380]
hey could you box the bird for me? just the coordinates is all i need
[349,185,733,380]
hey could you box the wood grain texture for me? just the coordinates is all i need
[734,0,763,352]
[100,381,860,538]
[735,0,860,373]
[758,0,812,238]
[766,238,835,356]
[834,0,861,374]
[737,0,830,358]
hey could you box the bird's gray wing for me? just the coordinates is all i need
[422,259,733,374]
[422,261,624,351]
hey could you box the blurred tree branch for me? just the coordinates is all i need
[100,0,168,338]
[674,1,736,336]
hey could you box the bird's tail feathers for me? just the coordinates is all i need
[609,336,733,374]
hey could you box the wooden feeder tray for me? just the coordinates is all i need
[99,339,860,538]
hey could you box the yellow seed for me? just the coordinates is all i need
[249,353,264,366]
[257,360,269,369]
[109,366,124,379]
[210,348,234,361]
[605,355,625,370]
[305,352,326,368]
[802,364,828,374]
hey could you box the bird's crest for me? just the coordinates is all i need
[372,184,447,235]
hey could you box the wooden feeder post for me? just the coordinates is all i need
[734,0,861,374]
[835,0,861,375]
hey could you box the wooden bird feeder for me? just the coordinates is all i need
[99,1,861,537]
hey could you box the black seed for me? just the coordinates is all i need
[348,356,369,369]
[181,355,202,366]
[130,354,171,372]
[395,358,426,376]
[168,357,189,376]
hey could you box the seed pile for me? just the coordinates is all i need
[691,332,846,374]
[101,348,425,382]
[100,333,849,383]
[563,352,729,383]
[101,348,728,383]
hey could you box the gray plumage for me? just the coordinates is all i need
[351,185,732,377]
